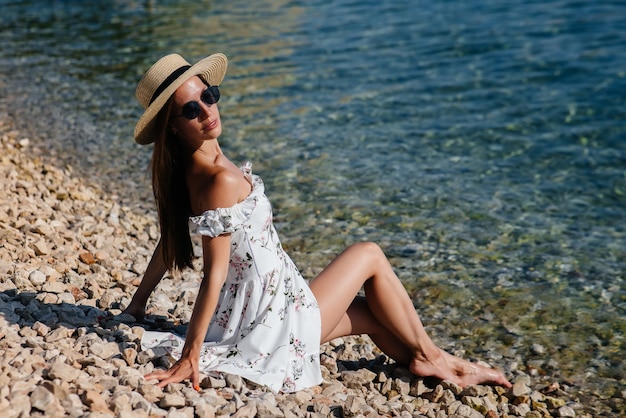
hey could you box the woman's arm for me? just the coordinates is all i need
[122,239,167,321]
[144,234,231,389]
[144,167,243,389]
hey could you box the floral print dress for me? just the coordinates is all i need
[141,162,322,392]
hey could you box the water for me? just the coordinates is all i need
[1,0,625,411]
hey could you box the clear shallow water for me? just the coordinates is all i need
[1,0,625,410]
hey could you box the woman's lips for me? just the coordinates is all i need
[204,119,218,131]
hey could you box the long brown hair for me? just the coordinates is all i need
[151,99,194,271]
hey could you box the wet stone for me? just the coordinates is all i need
[558,405,576,417]
[512,380,532,397]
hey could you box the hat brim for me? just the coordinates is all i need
[134,53,228,145]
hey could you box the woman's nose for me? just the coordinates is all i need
[198,101,213,120]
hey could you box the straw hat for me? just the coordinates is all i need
[134,53,228,145]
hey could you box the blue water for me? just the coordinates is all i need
[1,0,625,410]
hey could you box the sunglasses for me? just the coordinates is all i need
[171,85,220,120]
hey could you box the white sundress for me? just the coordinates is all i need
[141,162,323,393]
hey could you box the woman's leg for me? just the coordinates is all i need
[324,296,415,365]
[309,242,511,387]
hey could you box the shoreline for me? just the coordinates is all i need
[0,119,617,417]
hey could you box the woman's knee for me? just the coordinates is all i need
[349,242,385,265]
[349,241,381,253]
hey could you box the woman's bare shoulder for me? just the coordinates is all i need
[189,156,246,214]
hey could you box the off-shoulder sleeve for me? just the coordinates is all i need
[189,197,257,237]
[189,161,258,237]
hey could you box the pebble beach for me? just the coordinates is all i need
[2,119,623,418]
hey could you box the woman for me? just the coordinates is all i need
[125,52,512,393]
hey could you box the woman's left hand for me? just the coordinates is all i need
[144,352,201,390]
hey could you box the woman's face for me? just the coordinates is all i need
[169,76,222,146]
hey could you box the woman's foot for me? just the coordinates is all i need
[409,348,512,388]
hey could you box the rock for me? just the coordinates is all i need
[225,373,244,391]
[392,377,411,396]
[83,390,114,414]
[30,385,64,416]
[252,394,284,418]
[424,384,444,402]
[531,343,546,355]
[201,374,226,389]
[88,341,120,359]
[440,388,457,405]
[32,321,50,336]
[79,251,96,265]
[110,392,133,414]
[345,395,373,416]
[320,354,338,374]
[340,369,376,386]
[7,393,30,417]
[455,404,484,418]
[558,405,576,417]
[322,382,345,397]
[48,361,82,382]
[160,393,186,409]
[545,395,566,409]
[123,347,138,366]
[30,220,54,236]
[288,389,313,404]
[45,326,75,342]
[28,270,47,286]
[41,281,68,294]
[232,403,257,418]
[136,346,170,364]
[512,380,532,397]
[32,240,51,256]
[461,385,491,397]
[9,379,36,397]
[216,401,236,416]
[138,383,163,403]
[409,379,429,397]
[462,395,488,414]
[70,286,89,301]
[441,380,463,396]
[96,376,118,392]
[118,411,149,418]
[195,401,217,418]
[109,204,120,226]
[515,401,532,416]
